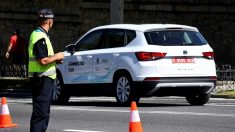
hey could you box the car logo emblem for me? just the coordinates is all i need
[183,50,188,55]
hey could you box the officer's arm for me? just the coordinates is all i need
[39,53,64,65]
[33,38,64,65]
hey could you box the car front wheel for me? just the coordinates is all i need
[52,73,70,105]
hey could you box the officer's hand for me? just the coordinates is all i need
[55,52,64,61]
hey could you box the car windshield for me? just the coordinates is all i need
[144,30,208,46]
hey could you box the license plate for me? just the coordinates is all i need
[172,57,195,63]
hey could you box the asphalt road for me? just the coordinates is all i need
[0,90,235,132]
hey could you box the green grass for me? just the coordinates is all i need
[216,90,235,98]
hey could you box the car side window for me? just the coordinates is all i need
[102,29,125,48]
[75,30,103,51]
[126,30,136,45]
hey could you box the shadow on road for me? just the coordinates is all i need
[54,101,190,108]
[0,88,32,99]
[0,88,190,107]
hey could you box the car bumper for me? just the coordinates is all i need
[134,77,216,97]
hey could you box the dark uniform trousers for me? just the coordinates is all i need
[30,76,54,132]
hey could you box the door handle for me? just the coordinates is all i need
[87,55,93,58]
[113,53,119,57]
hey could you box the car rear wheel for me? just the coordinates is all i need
[52,73,70,105]
[186,93,210,106]
[114,73,140,105]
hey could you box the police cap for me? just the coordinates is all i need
[38,9,54,19]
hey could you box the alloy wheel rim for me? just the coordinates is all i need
[53,78,61,99]
[117,77,130,103]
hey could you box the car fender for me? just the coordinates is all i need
[115,53,139,81]
[56,51,72,84]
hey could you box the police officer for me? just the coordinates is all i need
[28,9,64,132]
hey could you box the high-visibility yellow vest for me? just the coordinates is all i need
[28,28,56,79]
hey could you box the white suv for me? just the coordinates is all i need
[54,24,217,105]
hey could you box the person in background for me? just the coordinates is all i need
[28,8,64,132]
[6,29,26,64]
[5,29,27,77]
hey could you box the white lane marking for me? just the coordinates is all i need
[52,107,129,113]
[210,97,235,101]
[206,103,235,107]
[63,129,105,132]
[69,97,116,101]
[6,96,235,103]
[7,99,32,104]
[148,111,235,117]
[52,107,235,118]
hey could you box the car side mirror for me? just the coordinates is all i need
[66,44,75,55]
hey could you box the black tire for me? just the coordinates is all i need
[186,93,210,106]
[52,73,70,105]
[114,73,140,105]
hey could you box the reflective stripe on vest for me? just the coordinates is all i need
[28,28,56,79]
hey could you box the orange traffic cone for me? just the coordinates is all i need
[0,97,18,128]
[129,101,143,132]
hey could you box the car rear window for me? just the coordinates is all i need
[144,31,207,46]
